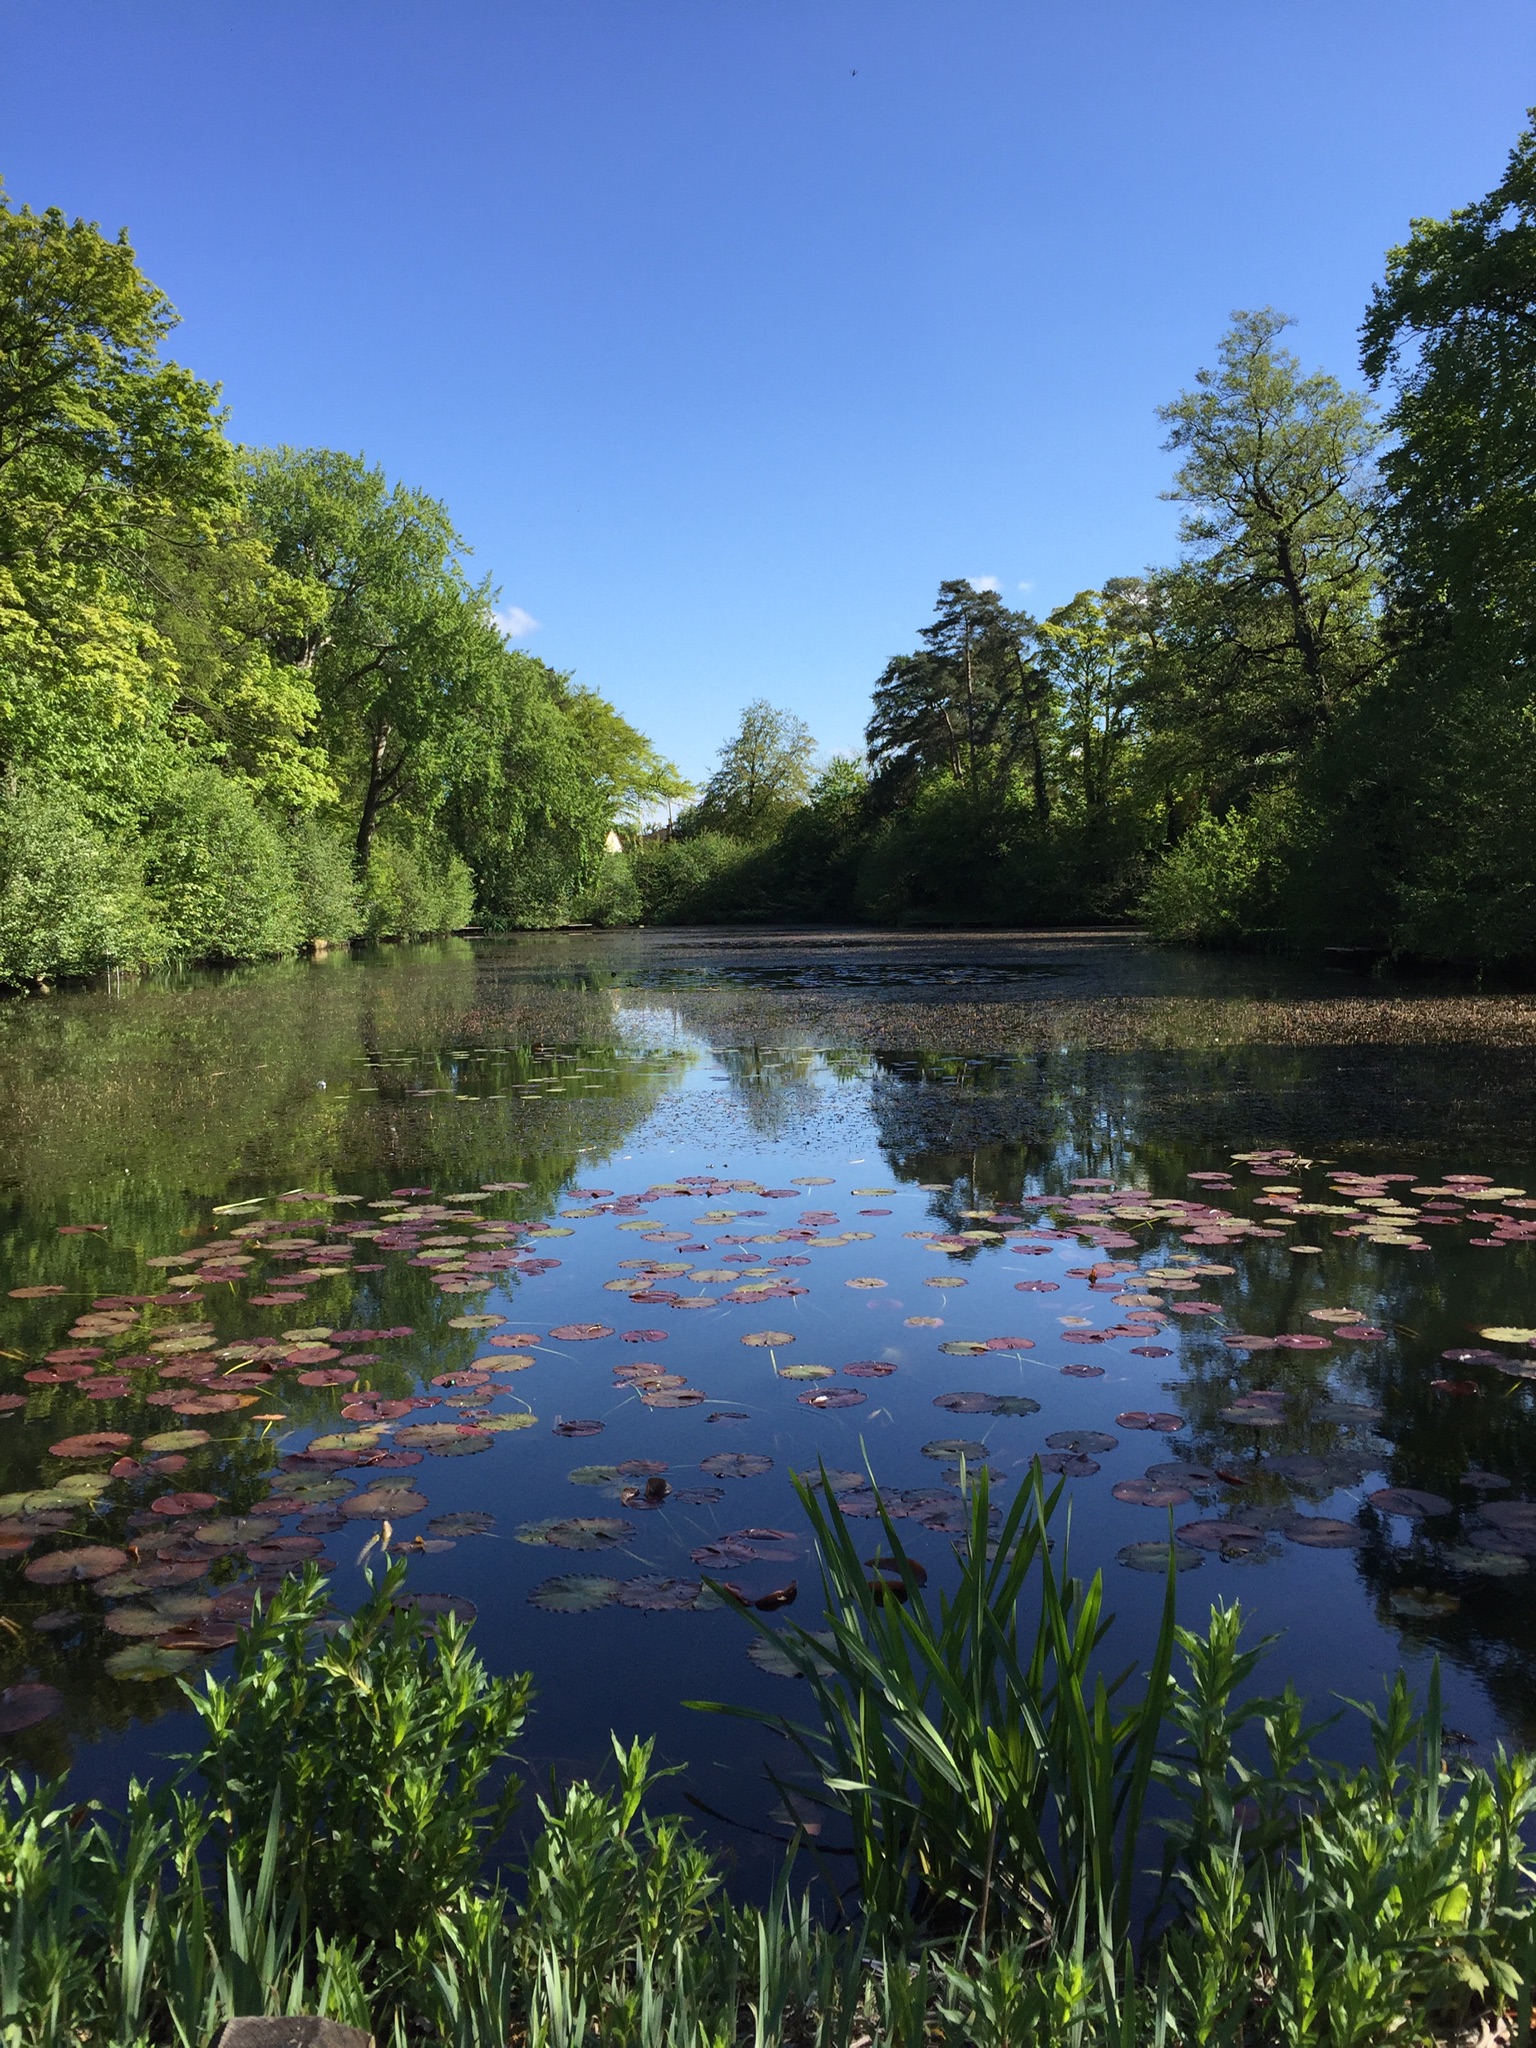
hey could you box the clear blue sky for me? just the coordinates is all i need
[2,3,1531,784]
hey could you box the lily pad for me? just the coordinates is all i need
[24,1545,128,1584]
[923,1439,989,1460]
[340,1488,427,1519]
[1045,1431,1117,1454]
[195,1518,280,1545]
[616,1577,703,1611]
[429,1512,495,1537]
[742,1330,794,1347]
[701,1453,772,1478]
[0,1683,64,1733]
[104,1644,196,1681]
[747,1630,836,1679]
[550,1324,614,1342]
[449,1314,504,1329]
[933,1392,1001,1415]
[1118,1542,1202,1573]
[991,1395,1042,1417]
[529,1574,621,1613]
[516,1516,633,1550]
[779,1364,833,1381]
[1369,1487,1452,1519]
[566,1466,619,1487]
[47,1432,132,1460]
[142,1429,212,1453]
[797,1389,866,1409]
[1284,1517,1365,1548]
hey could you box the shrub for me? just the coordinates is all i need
[190,1561,530,1948]
[573,849,643,927]
[629,832,754,922]
[142,767,302,961]
[361,836,475,939]
[1140,796,1295,944]
[287,818,361,944]
[0,780,165,985]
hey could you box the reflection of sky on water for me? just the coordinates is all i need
[4,930,1536,1878]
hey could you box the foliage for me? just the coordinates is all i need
[0,188,683,983]
[683,698,818,842]
[141,767,303,962]
[629,830,756,923]
[704,1469,1176,1956]
[360,834,475,940]
[867,580,1051,820]
[574,849,644,926]
[286,818,361,945]
[1,1531,1536,2047]
[0,779,165,987]
[189,1560,530,1948]
[1139,794,1297,945]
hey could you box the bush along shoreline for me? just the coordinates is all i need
[5,1472,1535,2048]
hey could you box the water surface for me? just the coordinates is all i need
[5,928,1536,1873]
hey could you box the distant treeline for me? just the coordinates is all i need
[8,113,1536,984]
[601,114,1536,967]
[0,186,686,987]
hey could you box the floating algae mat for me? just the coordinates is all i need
[7,929,1536,1827]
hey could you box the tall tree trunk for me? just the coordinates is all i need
[355,727,391,870]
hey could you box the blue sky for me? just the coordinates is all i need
[2,3,1531,784]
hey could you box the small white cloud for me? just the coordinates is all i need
[967,575,1001,593]
[492,604,539,639]
[1017,580,1034,593]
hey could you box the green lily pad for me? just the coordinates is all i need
[1117,1542,1203,1573]
[308,1431,382,1453]
[195,1518,281,1546]
[747,1630,836,1679]
[528,1574,621,1613]
[516,1516,633,1550]
[476,1413,536,1433]
[566,1466,619,1487]
[142,1430,211,1453]
[428,1512,495,1537]
[104,1644,196,1681]
[778,1364,834,1382]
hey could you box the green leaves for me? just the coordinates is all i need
[186,1559,530,1948]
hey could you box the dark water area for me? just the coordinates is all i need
[4,926,1536,1886]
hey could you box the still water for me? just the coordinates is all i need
[4,927,1536,1873]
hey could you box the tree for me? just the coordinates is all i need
[686,698,817,840]
[1145,310,1384,804]
[558,685,692,826]
[865,581,1052,819]
[243,447,496,865]
[0,186,276,821]
[437,647,610,927]
[1328,110,1536,959]
[1037,580,1152,818]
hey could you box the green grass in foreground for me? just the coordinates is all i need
[4,1470,1536,2047]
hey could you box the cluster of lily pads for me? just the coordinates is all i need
[6,1141,1536,1722]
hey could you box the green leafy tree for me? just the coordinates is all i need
[1145,311,1384,805]
[865,580,1052,819]
[437,647,610,926]
[0,185,292,821]
[1324,111,1536,960]
[243,447,499,865]
[559,685,692,827]
[685,697,817,840]
[1037,581,1152,818]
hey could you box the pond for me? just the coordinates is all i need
[5,925,1536,1878]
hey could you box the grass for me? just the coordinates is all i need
[2,1481,1535,2045]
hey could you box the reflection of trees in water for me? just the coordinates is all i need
[703,1045,828,1138]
